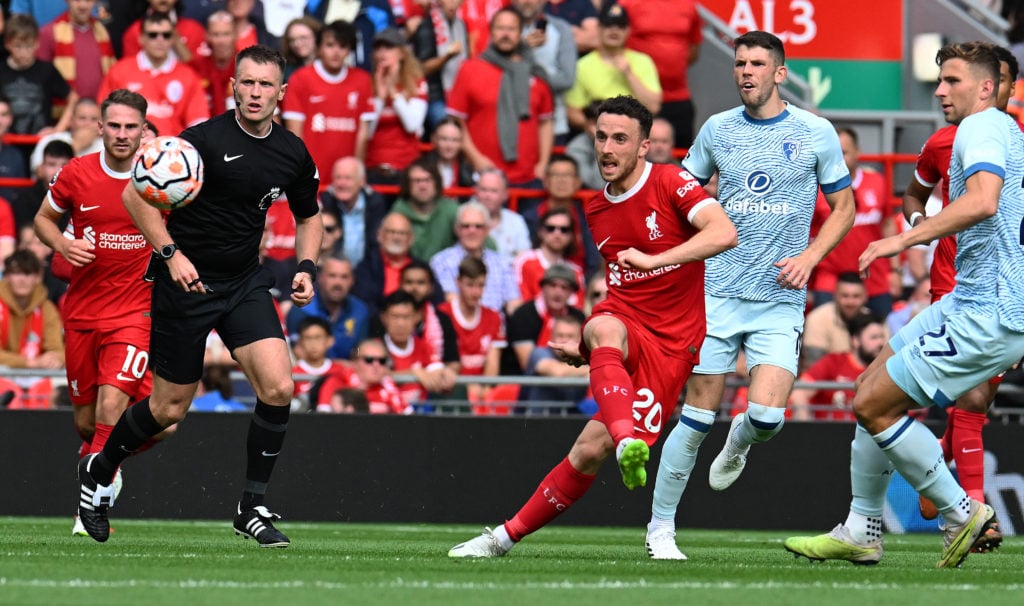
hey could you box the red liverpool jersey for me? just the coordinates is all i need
[46,151,152,329]
[811,168,892,297]
[446,58,553,184]
[364,79,429,172]
[293,358,346,399]
[914,125,957,301]
[801,352,862,422]
[585,162,714,356]
[385,333,442,405]
[513,249,585,307]
[438,299,507,375]
[98,53,209,138]
[280,63,376,180]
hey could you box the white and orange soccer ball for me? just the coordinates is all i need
[131,136,204,210]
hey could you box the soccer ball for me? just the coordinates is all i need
[131,136,204,210]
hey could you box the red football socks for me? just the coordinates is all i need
[89,423,113,454]
[505,458,595,542]
[949,407,988,502]
[588,346,635,443]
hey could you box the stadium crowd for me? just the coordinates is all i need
[1,0,1023,421]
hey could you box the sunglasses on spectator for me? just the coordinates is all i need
[145,31,174,39]
[360,356,389,365]
[543,224,572,234]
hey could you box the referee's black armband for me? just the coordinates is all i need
[297,259,317,282]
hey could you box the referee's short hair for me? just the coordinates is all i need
[235,44,286,79]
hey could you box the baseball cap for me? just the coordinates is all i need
[598,3,630,28]
[373,27,406,47]
[541,264,580,291]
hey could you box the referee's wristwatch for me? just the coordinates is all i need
[159,243,178,260]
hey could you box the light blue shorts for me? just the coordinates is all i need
[887,295,1024,408]
[694,295,805,376]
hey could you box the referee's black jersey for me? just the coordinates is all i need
[172,111,320,282]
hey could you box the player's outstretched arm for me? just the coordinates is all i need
[859,171,1002,274]
[616,202,737,271]
[902,179,932,228]
[122,184,204,293]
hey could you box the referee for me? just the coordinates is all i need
[76,45,323,548]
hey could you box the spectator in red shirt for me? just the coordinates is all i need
[98,11,208,137]
[459,0,504,57]
[379,289,452,407]
[437,255,507,405]
[790,313,886,422]
[121,0,207,64]
[513,207,585,306]
[518,153,599,275]
[313,337,410,415]
[291,317,348,411]
[189,10,236,117]
[282,20,376,183]
[349,337,409,414]
[502,262,584,376]
[366,27,428,184]
[446,7,554,188]
[809,126,897,318]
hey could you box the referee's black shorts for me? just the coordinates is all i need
[150,265,284,384]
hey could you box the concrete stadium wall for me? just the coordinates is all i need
[5,410,1023,533]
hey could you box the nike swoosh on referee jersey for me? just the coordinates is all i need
[224,153,244,162]
[597,236,611,251]
[261,450,280,457]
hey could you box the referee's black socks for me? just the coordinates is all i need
[93,397,165,485]
[241,400,290,510]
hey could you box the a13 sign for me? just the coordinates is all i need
[701,0,903,61]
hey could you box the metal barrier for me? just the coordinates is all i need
[4,366,1023,423]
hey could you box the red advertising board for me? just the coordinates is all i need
[701,0,903,60]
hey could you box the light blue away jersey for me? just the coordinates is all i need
[948,107,1024,332]
[683,104,850,304]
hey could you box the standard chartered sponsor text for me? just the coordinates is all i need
[618,263,681,282]
[98,232,148,250]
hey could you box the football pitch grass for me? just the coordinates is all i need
[2,517,1021,606]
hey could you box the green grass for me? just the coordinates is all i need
[1,518,1021,606]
